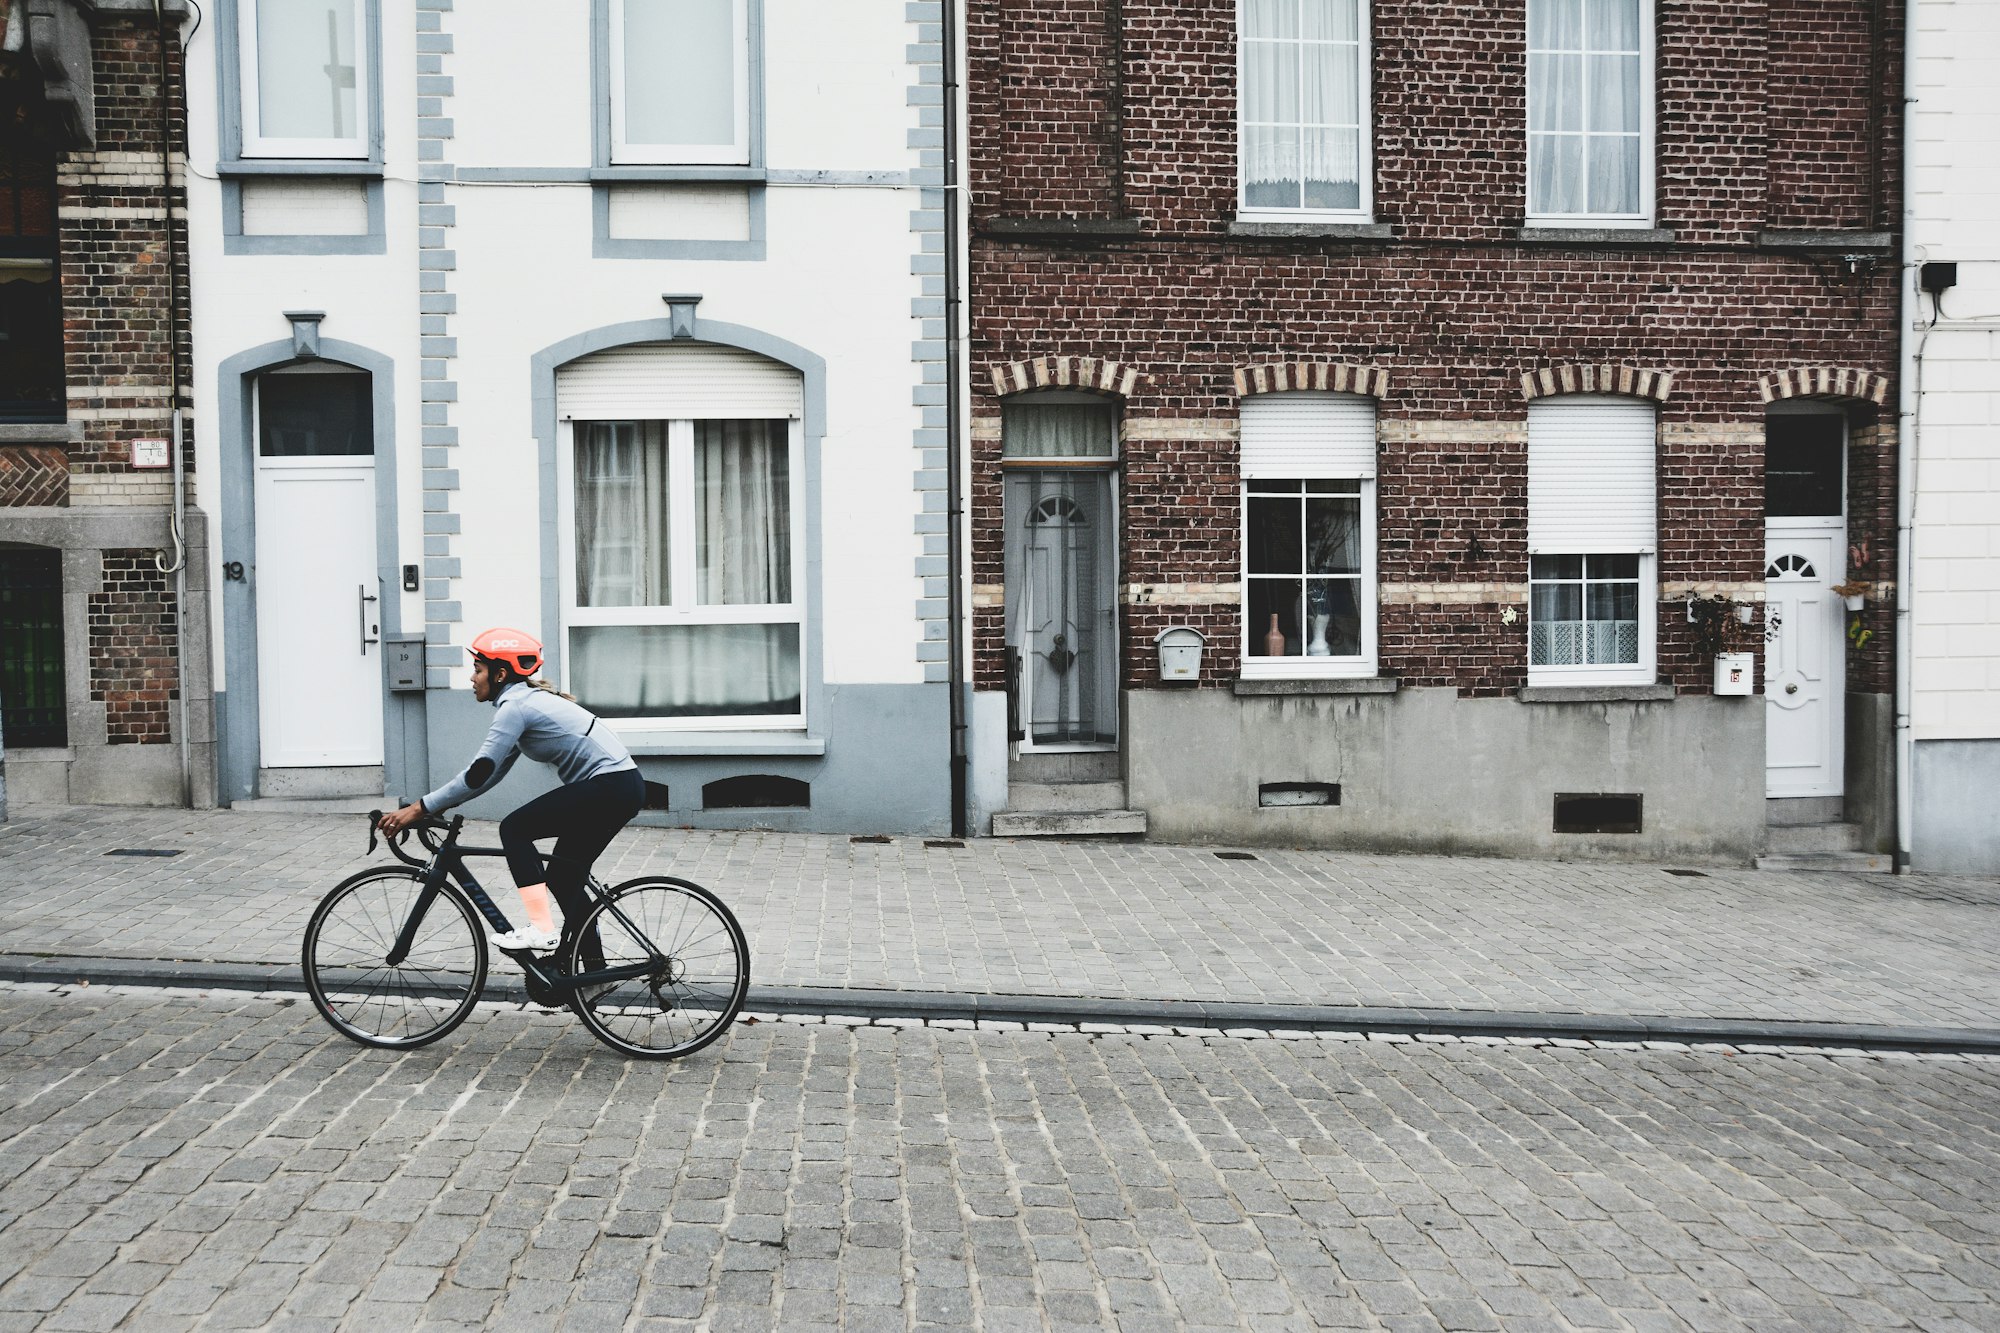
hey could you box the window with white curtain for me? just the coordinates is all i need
[1526,0,1652,223]
[1239,394,1377,675]
[611,0,751,165]
[561,417,801,724]
[1526,396,1657,683]
[1238,0,1371,217]
[238,0,369,158]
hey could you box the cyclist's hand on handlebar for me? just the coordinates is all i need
[376,801,428,838]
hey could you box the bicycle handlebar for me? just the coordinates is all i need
[365,809,462,868]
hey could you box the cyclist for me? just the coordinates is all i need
[377,628,644,955]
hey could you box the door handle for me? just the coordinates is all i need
[358,584,379,654]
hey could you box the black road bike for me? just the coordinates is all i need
[301,813,749,1059]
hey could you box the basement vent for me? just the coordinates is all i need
[703,775,810,810]
[104,848,181,857]
[1215,851,1259,861]
[642,781,671,811]
[1259,782,1340,808]
[924,839,964,850]
[1663,868,1708,878]
[850,834,891,844]
[1553,793,1643,834]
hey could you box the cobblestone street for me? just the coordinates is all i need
[3,983,1998,1331]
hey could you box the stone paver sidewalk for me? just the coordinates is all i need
[2,803,1998,1031]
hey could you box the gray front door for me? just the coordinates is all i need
[1004,470,1118,748]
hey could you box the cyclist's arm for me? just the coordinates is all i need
[419,704,527,814]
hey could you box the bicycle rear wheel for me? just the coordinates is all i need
[566,876,749,1059]
[302,867,487,1049]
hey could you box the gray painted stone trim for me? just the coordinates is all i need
[454,167,907,186]
[1227,220,1394,240]
[589,0,766,172]
[416,0,461,687]
[1758,229,1894,254]
[907,0,948,682]
[1515,226,1678,246]
[1516,682,1678,703]
[212,338,407,804]
[0,422,83,443]
[220,177,387,256]
[625,734,828,756]
[590,184,767,261]
[212,0,386,167]
[527,317,828,733]
[1232,677,1400,696]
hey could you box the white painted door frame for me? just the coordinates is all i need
[1764,521,1846,798]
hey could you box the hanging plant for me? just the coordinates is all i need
[1686,595,1759,658]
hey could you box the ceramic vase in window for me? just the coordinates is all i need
[1264,614,1287,657]
[1306,583,1331,656]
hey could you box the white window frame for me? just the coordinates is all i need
[1238,472,1378,680]
[1526,552,1656,686]
[1236,0,1374,223]
[609,0,752,166]
[1524,0,1654,228]
[238,0,371,160]
[556,416,805,730]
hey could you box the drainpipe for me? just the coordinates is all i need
[941,0,969,836]
[151,0,192,807]
[1893,0,1918,871]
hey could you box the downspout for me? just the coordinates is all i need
[1893,0,1918,871]
[941,0,969,836]
[151,0,191,807]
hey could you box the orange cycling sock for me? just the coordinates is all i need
[517,883,557,934]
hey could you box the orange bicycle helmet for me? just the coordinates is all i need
[469,627,543,677]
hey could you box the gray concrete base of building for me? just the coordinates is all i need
[1127,686,1766,864]
[425,681,954,836]
[1911,738,2000,874]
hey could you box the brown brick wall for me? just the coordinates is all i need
[977,0,1123,218]
[969,0,1902,702]
[0,445,69,507]
[89,549,177,744]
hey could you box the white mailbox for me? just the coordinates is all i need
[1154,626,1206,681]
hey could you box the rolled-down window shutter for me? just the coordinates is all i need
[557,343,803,420]
[1528,396,1656,552]
[1240,393,1377,477]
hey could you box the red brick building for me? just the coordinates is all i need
[0,0,208,809]
[967,0,1902,863]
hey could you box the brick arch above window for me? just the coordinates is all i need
[1233,363,1390,398]
[1519,365,1675,403]
[990,356,1142,399]
[1758,366,1891,407]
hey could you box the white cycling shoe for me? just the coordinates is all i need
[489,924,560,953]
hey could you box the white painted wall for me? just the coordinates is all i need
[1909,0,2000,741]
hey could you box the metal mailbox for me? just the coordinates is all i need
[1154,626,1206,681]
[386,633,426,692]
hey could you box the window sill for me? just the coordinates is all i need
[1227,220,1394,241]
[592,165,766,183]
[1234,676,1399,697]
[0,422,80,445]
[1515,226,1677,246]
[1517,682,1676,703]
[218,159,382,178]
[1757,229,1894,255]
[981,216,1142,239]
[618,731,826,757]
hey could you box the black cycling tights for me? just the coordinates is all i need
[498,768,645,960]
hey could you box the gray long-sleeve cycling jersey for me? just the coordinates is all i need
[421,682,637,813]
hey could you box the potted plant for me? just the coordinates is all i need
[1831,579,1868,612]
[1687,595,1759,696]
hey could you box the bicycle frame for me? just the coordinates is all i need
[373,814,666,997]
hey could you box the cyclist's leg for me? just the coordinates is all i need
[497,783,593,937]
[544,769,645,970]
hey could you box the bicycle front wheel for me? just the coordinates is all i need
[302,867,487,1049]
[566,876,749,1060]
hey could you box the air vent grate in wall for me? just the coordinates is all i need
[642,781,671,811]
[1553,793,1643,834]
[1259,782,1340,808]
[704,775,810,810]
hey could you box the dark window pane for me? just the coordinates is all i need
[0,545,67,746]
[1765,415,1843,517]
[0,257,63,422]
[259,372,373,456]
[1532,580,1581,622]
[1586,579,1637,622]
[1248,496,1303,574]
[1531,554,1582,581]
[1248,578,1305,656]
[1590,553,1639,580]
[1305,495,1360,574]
[1304,577,1362,655]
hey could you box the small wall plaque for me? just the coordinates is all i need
[130,438,169,469]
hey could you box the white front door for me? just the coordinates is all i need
[1005,470,1118,750]
[1764,523,1844,797]
[255,459,383,767]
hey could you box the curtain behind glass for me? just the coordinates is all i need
[576,422,670,607]
[1002,402,1116,458]
[257,0,360,141]
[696,419,791,605]
[572,624,800,718]
[1528,0,1640,215]
[1243,0,1362,211]
[624,0,736,148]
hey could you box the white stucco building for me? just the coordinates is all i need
[183,0,959,832]
[1903,0,2000,871]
